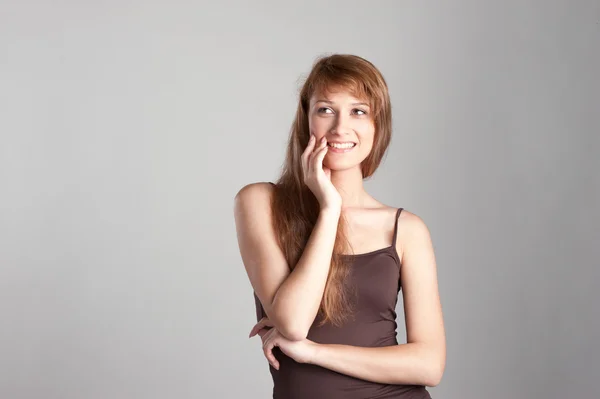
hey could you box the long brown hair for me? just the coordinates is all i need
[271,54,393,327]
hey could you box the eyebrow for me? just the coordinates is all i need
[315,99,370,107]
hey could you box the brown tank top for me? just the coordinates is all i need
[254,206,432,399]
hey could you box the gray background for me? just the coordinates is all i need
[1,1,598,398]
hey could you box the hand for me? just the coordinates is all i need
[301,134,342,212]
[249,317,318,369]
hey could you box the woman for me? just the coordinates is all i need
[234,54,446,398]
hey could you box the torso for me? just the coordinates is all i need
[253,187,429,398]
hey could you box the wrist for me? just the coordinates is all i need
[307,341,322,365]
[319,207,341,219]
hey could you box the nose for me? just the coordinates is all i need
[330,113,352,137]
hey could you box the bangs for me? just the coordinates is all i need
[306,70,382,117]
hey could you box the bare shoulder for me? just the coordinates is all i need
[233,181,278,246]
[397,208,429,232]
[234,181,275,207]
[395,209,433,263]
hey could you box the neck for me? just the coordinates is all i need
[329,166,369,209]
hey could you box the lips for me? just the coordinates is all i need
[326,142,356,153]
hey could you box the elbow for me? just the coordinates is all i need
[413,344,444,387]
[270,302,310,341]
[424,371,442,387]
[265,313,307,341]
[424,360,445,387]
[279,324,308,342]
[421,343,445,387]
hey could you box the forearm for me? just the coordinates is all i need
[271,208,340,340]
[309,342,442,387]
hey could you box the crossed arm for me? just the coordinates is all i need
[310,341,444,387]
[236,183,446,387]
[270,209,445,387]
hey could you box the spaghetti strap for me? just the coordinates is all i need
[391,207,404,247]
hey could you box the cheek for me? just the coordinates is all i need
[309,117,329,135]
[355,132,375,158]
[357,141,374,159]
[366,133,376,148]
[359,127,375,146]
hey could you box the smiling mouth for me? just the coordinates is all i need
[326,142,357,153]
[327,142,356,149]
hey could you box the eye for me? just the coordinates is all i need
[317,107,333,114]
[354,108,367,116]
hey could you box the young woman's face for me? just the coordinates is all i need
[307,88,376,171]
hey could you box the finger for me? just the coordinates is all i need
[257,326,273,338]
[249,317,270,337]
[312,144,329,170]
[249,326,258,338]
[309,137,327,165]
[263,341,280,370]
[301,134,316,175]
[312,136,327,155]
[307,133,317,150]
[306,139,326,173]
[261,327,276,343]
[249,320,264,337]
[257,327,273,344]
[301,134,316,162]
[306,136,325,160]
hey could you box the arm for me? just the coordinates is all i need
[308,211,446,386]
[309,342,439,386]
[234,182,340,341]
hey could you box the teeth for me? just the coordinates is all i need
[328,142,355,149]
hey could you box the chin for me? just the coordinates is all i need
[324,160,359,171]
